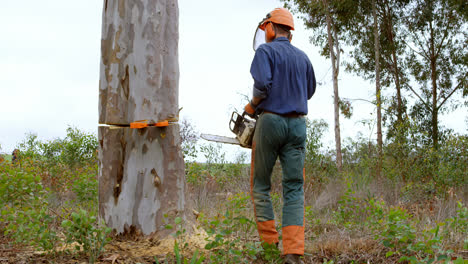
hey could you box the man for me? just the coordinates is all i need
[245,7,316,264]
[12,149,20,165]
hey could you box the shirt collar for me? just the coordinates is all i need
[273,37,289,42]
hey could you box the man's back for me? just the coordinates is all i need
[250,37,316,115]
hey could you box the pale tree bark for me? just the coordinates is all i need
[373,0,383,178]
[323,0,343,172]
[98,0,190,236]
[383,0,404,124]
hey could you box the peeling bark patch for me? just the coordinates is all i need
[143,98,151,109]
[113,137,127,203]
[121,65,130,99]
[101,25,121,67]
[151,168,161,188]
[142,143,148,154]
[118,0,125,19]
[132,171,144,227]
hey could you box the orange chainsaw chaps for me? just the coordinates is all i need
[282,225,304,255]
[257,220,279,245]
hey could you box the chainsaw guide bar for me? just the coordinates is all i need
[200,134,241,146]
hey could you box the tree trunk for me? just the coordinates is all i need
[373,0,383,178]
[383,1,403,124]
[98,0,190,236]
[323,0,343,172]
[429,21,439,150]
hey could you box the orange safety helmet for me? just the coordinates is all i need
[258,8,295,31]
[253,8,295,51]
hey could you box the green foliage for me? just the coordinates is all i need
[304,119,335,187]
[338,98,353,119]
[162,216,206,264]
[185,161,206,186]
[334,179,368,228]
[13,127,98,197]
[61,209,111,264]
[60,126,98,168]
[198,192,279,263]
[0,164,59,252]
[260,242,282,264]
[364,197,468,262]
[437,135,468,188]
[342,134,378,181]
[443,202,468,250]
[305,118,328,165]
[180,118,199,163]
[378,206,416,254]
[71,172,98,211]
[186,146,248,189]
[17,126,98,168]
[200,143,226,167]
[325,176,467,262]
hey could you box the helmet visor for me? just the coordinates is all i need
[253,27,266,51]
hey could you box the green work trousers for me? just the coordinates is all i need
[250,112,306,255]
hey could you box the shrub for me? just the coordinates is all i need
[0,164,59,252]
[61,209,111,264]
[71,172,98,212]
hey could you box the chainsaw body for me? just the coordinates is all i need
[229,112,256,148]
[201,111,256,148]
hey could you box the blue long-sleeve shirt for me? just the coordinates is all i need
[250,37,316,115]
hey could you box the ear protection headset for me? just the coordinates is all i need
[264,22,276,42]
[265,22,293,42]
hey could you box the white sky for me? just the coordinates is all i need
[0,0,466,159]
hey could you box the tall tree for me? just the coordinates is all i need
[98,0,191,236]
[372,0,383,177]
[282,0,357,172]
[404,0,467,149]
[381,0,408,127]
[345,0,410,135]
[323,0,344,172]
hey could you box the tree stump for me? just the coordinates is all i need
[98,0,189,236]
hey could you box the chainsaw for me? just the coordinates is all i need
[201,111,256,149]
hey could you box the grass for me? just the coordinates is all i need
[1,128,467,263]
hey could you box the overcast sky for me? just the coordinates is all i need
[1,0,466,159]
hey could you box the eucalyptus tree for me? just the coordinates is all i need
[344,0,410,139]
[338,0,411,177]
[98,0,191,236]
[403,0,467,150]
[372,0,383,177]
[282,0,358,172]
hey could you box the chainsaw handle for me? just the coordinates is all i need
[229,112,240,133]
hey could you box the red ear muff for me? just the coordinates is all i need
[265,22,276,42]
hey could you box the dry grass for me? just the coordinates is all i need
[305,233,391,263]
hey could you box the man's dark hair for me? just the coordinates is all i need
[273,23,292,39]
[274,23,291,34]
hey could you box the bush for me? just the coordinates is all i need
[71,172,98,212]
[61,209,111,264]
[17,126,98,169]
[304,119,334,187]
[436,134,468,188]
[0,164,59,252]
